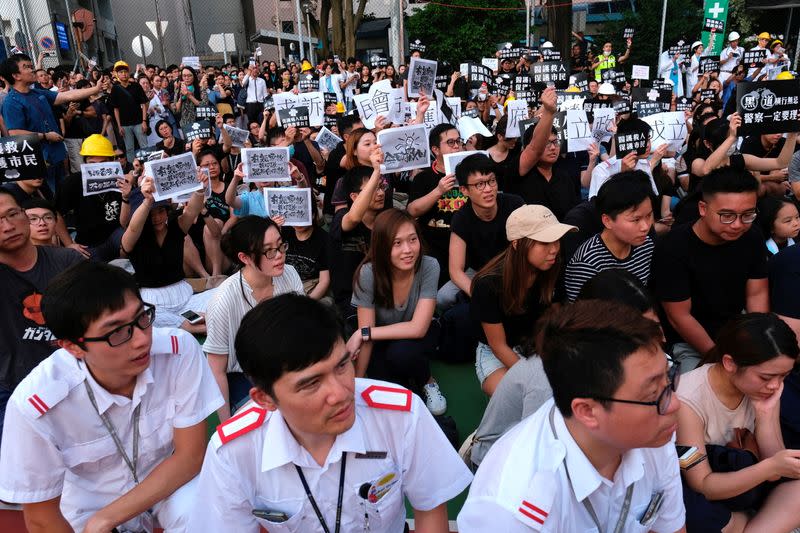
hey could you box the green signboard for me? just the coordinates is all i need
[700,0,729,55]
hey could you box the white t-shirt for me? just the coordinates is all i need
[589,157,659,199]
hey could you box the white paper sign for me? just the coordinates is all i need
[408,57,438,98]
[264,187,313,226]
[457,116,492,142]
[81,162,123,196]
[642,111,687,153]
[242,147,291,183]
[591,107,617,143]
[223,124,250,148]
[353,80,404,129]
[144,152,201,201]
[272,91,325,127]
[631,65,650,80]
[566,109,594,152]
[482,57,499,71]
[315,126,343,153]
[443,150,489,176]
[181,56,201,70]
[377,124,430,173]
[505,100,530,139]
[445,97,462,120]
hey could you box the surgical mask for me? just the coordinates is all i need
[287,144,295,158]
[603,51,611,57]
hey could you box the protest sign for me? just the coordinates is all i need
[624,28,635,39]
[457,116,492,141]
[278,106,311,128]
[652,79,674,92]
[461,63,493,89]
[736,80,800,135]
[600,68,627,89]
[0,135,46,181]
[699,55,720,74]
[482,57,499,71]
[184,120,213,142]
[742,49,767,68]
[443,150,489,176]
[324,92,338,108]
[370,55,389,68]
[242,147,291,183]
[181,56,201,70]
[634,101,666,118]
[632,87,671,112]
[642,111,687,153]
[668,40,691,57]
[615,127,650,157]
[699,89,718,101]
[353,80,404,129]
[583,98,614,114]
[462,108,480,119]
[81,162,123,196]
[264,187,313,226]
[195,105,217,120]
[378,124,430,173]
[571,72,590,91]
[324,114,338,129]
[557,90,586,111]
[632,65,650,80]
[531,61,569,89]
[435,62,453,91]
[498,42,524,60]
[315,127,343,153]
[223,124,250,148]
[591,107,617,143]
[518,118,538,142]
[566,109,593,152]
[512,74,533,93]
[505,100,530,139]
[408,57,438,98]
[135,146,163,162]
[409,39,426,53]
[552,111,568,153]
[704,18,724,33]
[542,49,562,61]
[298,74,317,93]
[263,94,275,110]
[445,97,462,121]
[145,152,201,201]
[613,97,633,115]
[675,96,693,111]
[273,91,325,127]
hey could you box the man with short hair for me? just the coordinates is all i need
[458,301,686,533]
[189,293,472,532]
[107,61,149,163]
[0,261,223,532]
[719,31,743,82]
[564,171,655,301]
[652,166,768,371]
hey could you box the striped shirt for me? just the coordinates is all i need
[564,233,654,302]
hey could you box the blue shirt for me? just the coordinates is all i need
[233,189,267,217]
[2,87,67,164]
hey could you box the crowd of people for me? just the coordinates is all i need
[0,25,800,532]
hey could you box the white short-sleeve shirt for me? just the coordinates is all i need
[188,378,473,533]
[457,398,685,533]
[0,329,224,532]
[589,157,659,199]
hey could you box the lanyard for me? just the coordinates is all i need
[294,452,347,533]
[548,406,634,533]
[84,380,142,483]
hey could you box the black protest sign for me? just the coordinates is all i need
[464,63,493,89]
[615,128,649,157]
[324,114,338,129]
[515,90,539,108]
[634,101,666,118]
[498,43,524,60]
[370,55,389,68]
[699,56,720,74]
[462,108,480,119]
[699,89,718,101]
[531,61,569,89]
[435,62,452,91]
[668,41,691,57]
[736,80,800,135]
[572,72,590,91]
[278,106,311,128]
[624,28,635,39]
[675,96,693,111]
[557,90,589,108]
[652,79,673,92]
[0,135,46,181]
[263,94,275,110]
[583,98,614,114]
[409,39,426,53]
[552,111,568,154]
[542,49,561,61]
[512,74,533,93]
[183,120,213,142]
[613,97,633,115]
[704,18,724,33]
[600,68,627,89]
[195,105,217,119]
[518,117,538,142]
[743,49,767,68]
[135,145,161,161]
[298,74,317,93]
[632,87,671,110]
[324,92,338,108]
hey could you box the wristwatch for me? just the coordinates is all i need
[361,326,371,342]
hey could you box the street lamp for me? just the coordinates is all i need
[301,0,316,64]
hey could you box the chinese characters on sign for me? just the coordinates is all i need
[242,147,291,183]
[0,135,46,181]
[144,152,201,201]
[736,81,800,135]
[264,187,313,226]
[81,162,123,196]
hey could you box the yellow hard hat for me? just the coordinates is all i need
[565,85,581,93]
[758,32,771,40]
[772,39,784,48]
[79,134,116,158]
[335,101,345,113]
[776,71,795,80]
[301,60,313,72]
[503,94,516,107]
[113,60,129,71]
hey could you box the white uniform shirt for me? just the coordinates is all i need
[243,74,268,104]
[589,157,659,199]
[458,399,685,533]
[203,267,303,372]
[189,378,473,532]
[720,45,743,72]
[0,329,224,532]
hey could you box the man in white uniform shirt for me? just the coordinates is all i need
[720,31,743,83]
[458,301,686,533]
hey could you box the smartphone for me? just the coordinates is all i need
[676,444,706,470]
[181,310,203,324]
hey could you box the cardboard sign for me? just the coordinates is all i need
[353,80,404,129]
[315,126,343,153]
[273,91,325,127]
[704,18,725,33]
[566,109,593,152]
[615,128,649,157]
[183,120,213,142]
[591,107,617,143]
[409,39,426,53]
[531,61,569,89]
[378,124,431,173]
[145,152,201,201]
[278,106,311,128]
[624,28,635,39]
[742,49,767,68]
[699,55,720,74]
[0,135,47,181]
[736,80,800,135]
[443,150,489,176]
[195,105,217,120]
[642,111,687,153]
[264,187,312,226]
[482,57,499,71]
[505,100,530,139]
[223,124,250,148]
[632,65,650,80]
[81,162,123,196]
[408,57,438,98]
[242,147,291,183]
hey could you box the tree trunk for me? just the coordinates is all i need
[319,0,331,58]
[331,0,345,57]
[344,0,355,57]
[546,0,572,60]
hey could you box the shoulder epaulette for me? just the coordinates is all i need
[212,406,268,449]
[361,384,412,412]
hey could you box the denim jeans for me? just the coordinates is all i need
[121,124,149,162]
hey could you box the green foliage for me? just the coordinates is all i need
[406,0,526,65]
[599,0,703,71]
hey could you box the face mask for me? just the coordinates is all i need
[287,144,295,158]
[603,51,611,57]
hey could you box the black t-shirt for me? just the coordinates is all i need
[451,193,524,271]
[0,247,83,389]
[509,157,581,220]
[409,164,468,247]
[108,82,149,126]
[293,140,321,183]
[323,141,347,215]
[156,137,187,156]
[127,215,186,288]
[205,183,231,222]
[284,226,331,281]
[358,78,373,94]
[770,244,800,319]
[471,273,547,347]
[652,223,768,343]
[2,182,55,207]
[329,208,373,306]
[58,172,122,246]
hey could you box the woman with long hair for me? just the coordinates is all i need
[758,196,800,257]
[347,208,447,414]
[332,127,392,211]
[470,205,576,395]
[677,313,800,532]
[173,66,207,129]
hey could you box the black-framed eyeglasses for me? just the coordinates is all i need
[443,138,464,148]
[262,242,289,259]
[466,177,498,191]
[593,357,681,416]
[28,213,56,224]
[714,209,758,225]
[78,303,156,347]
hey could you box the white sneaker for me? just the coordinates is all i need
[424,381,447,415]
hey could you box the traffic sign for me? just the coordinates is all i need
[131,35,154,58]
[39,36,55,50]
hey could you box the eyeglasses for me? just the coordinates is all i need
[262,242,289,259]
[546,139,561,147]
[28,214,56,224]
[466,177,498,191]
[78,303,156,347]
[358,182,388,192]
[443,138,464,148]
[593,358,681,416]
[714,209,758,224]
[0,208,27,225]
